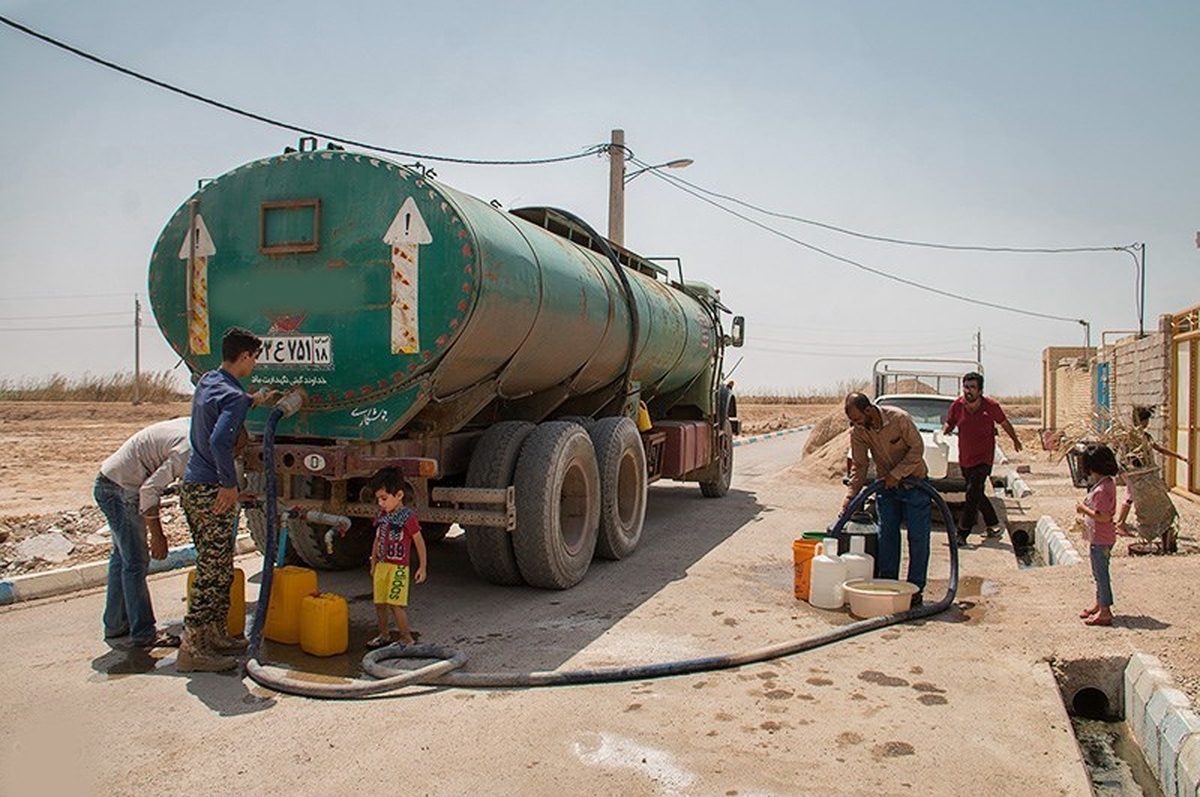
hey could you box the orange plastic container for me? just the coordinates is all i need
[186,566,246,637]
[263,566,319,644]
[792,539,821,600]
[299,593,349,657]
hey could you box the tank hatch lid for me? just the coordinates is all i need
[680,280,730,312]
[510,206,667,280]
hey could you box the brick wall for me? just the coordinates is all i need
[1042,346,1093,429]
[1053,365,1094,430]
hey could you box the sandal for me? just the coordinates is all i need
[1079,607,1098,619]
[1084,615,1113,627]
[136,632,181,649]
[365,636,392,650]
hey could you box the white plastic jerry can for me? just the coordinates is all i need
[808,537,847,609]
[840,535,875,588]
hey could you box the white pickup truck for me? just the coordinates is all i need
[847,359,1005,497]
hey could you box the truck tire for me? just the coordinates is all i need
[243,472,301,565]
[465,421,535,585]
[699,417,734,498]
[513,421,601,589]
[286,476,374,570]
[589,416,646,560]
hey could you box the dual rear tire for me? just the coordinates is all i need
[466,417,647,589]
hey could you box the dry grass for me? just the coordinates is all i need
[740,380,869,404]
[0,371,188,403]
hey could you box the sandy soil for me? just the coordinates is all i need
[0,401,195,575]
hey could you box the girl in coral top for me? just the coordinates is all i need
[1075,444,1122,626]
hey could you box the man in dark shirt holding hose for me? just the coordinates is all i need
[177,327,275,673]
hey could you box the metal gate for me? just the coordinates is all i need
[1170,305,1199,495]
[1094,361,1111,432]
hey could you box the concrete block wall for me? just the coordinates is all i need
[1125,652,1200,797]
[1100,325,1171,442]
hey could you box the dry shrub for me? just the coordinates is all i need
[0,371,188,403]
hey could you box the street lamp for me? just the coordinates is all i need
[606,128,692,247]
[623,158,694,184]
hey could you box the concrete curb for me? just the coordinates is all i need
[1125,652,1200,797]
[1034,515,1083,566]
[733,424,813,448]
[0,534,257,606]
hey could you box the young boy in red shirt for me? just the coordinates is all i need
[366,467,427,649]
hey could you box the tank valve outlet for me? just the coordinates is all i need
[304,510,352,534]
[276,388,306,418]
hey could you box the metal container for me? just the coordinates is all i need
[148,149,721,441]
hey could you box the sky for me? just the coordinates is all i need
[1,1,1197,396]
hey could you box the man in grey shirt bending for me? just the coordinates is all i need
[94,417,190,647]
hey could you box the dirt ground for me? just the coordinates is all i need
[3,398,1199,710]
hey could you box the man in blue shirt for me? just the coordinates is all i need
[178,327,272,672]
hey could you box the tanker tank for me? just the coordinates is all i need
[148,140,744,588]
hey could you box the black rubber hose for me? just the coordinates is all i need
[246,476,959,698]
[359,477,959,690]
[246,406,285,660]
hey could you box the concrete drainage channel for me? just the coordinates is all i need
[1011,520,1200,795]
[1002,515,1083,570]
[1054,653,1200,797]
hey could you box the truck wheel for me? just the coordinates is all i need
[513,421,601,589]
[286,476,374,570]
[699,417,734,498]
[589,417,646,560]
[243,472,301,565]
[465,421,535,585]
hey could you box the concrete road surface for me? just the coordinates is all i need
[0,432,1092,797]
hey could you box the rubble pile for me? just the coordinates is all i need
[0,498,192,578]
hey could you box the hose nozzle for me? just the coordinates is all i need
[276,388,306,417]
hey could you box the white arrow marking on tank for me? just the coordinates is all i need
[383,198,432,355]
[178,214,216,356]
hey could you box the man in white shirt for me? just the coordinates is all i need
[94,417,190,647]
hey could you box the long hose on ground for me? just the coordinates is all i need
[245,444,960,697]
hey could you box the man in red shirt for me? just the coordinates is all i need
[943,371,1023,545]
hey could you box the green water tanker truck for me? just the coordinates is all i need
[148,140,744,588]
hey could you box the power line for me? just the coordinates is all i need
[640,164,1085,325]
[630,156,1125,255]
[751,334,962,351]
[744,343,971,360]
[0,291,135,301]
[754,322,957,343]
[0,14,604,167]
[0,323,146,332]
[0,310,128,321]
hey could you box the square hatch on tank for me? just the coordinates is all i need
[260,199,321,254]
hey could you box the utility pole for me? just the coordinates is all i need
[1137,243,1146,338]
[133,294,142,405]
[607,129,626,247]
[974,328,982,365]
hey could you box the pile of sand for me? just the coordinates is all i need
[792,409,852,482]
[803,409,848,455]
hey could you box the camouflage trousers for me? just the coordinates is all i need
[181,482,236,628]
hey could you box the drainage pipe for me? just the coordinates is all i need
[246,473,960,698]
